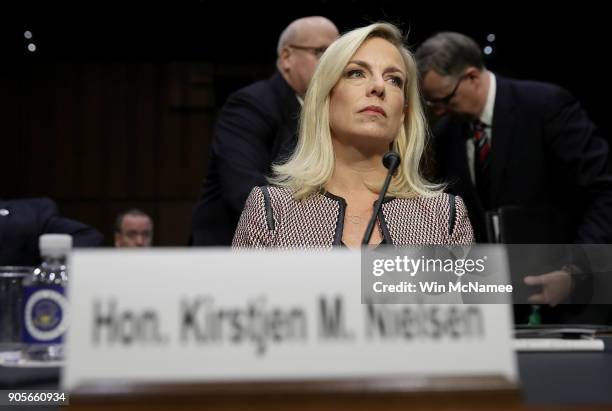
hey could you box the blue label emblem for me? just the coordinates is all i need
[22,286,69,343]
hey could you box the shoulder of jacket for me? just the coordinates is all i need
[257,185,295,231]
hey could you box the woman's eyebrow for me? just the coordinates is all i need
[347,60,405,77]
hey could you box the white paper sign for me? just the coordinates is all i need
[63,249,516,390]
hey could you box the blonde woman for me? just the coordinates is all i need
[233,23,473,248]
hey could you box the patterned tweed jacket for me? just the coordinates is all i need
[232,186,473,248]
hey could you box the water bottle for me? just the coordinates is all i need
[21,234,71,361]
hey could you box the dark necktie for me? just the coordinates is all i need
[472,120,492,209]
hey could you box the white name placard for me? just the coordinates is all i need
[63,249,516,390]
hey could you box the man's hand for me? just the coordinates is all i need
[524,270,572,307]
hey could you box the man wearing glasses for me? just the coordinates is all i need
[192,17,338,246]
[416,31,612,244]
[415,32,612,322]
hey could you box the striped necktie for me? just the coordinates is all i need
[472,120,491,209]
[472,120,491,166]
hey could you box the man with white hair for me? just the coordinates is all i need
[192,17,338,245]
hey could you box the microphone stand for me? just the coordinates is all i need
[362,151,401,246]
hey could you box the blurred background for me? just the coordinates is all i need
[2,1,609,245]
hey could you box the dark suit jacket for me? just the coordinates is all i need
[0,197,104,266]
[432,75,612,324]
[433,75,612,244]
[192,71,301,245]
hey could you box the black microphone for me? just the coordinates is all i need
[362,151,401,245]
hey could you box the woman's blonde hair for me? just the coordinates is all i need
[270,22,443,199]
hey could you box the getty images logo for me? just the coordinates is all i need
[372,255,487,277]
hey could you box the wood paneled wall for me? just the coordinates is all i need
[2,62,271,245]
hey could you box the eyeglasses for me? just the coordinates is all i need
[288,44,328,58]
[424,74,468,108]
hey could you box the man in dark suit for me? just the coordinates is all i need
[192,17,338,245]
[415,32,612,322]
[0,197,104,266]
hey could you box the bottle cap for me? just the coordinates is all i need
[39,234,73,257]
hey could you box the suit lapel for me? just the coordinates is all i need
[443,120,488,232]
[489,76,517,207]
[270,71,300,162]
[434,118,488,241]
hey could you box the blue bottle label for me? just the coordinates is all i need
[22,285,69,343]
